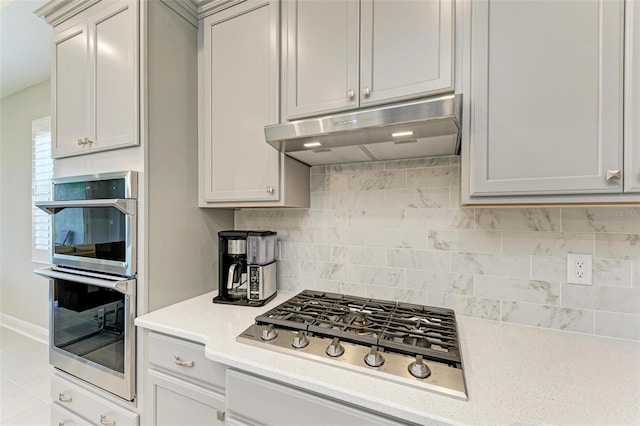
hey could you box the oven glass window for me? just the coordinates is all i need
[52,207,126,261]
[55,179,126,200]
[53,279,126,374]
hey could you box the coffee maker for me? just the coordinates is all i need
[213,230,277,306]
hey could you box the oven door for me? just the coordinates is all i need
[36,199,136,276]
[35,267,136,401]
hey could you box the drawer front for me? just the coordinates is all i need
[51,374,139,426]
[51,403,92,426]
[148,332,226,390]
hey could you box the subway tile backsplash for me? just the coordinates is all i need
[236,156,640,341]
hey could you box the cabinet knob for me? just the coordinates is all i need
[266,186,275,194]
[58,392,72,403]
[347,89,355,99]
[174,355,194,367]
[216,411,225,422]
[606,169,621,181]
[362,86,371,96]
[99,415,115,426]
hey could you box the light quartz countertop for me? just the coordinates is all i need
[135,291,639,425]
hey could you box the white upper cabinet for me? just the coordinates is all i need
[466,0,624,197]
[626,0,640,193]
[199,0,310,207]
[359,0,454,107]
[283,0,454,120]
[52,0,138,158]
[53,22,90,157]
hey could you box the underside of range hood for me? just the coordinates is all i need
[264,94,462,166]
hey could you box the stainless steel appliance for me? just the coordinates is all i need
[264,94,462,166]
[35,171,137,277]
[214,230,277,306]
[238,290,468,400]
[35,172,137,401]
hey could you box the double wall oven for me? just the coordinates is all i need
[36,171,137,401]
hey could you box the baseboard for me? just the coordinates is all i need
[0,313,48,345]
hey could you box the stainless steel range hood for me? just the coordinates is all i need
[265,94,462,166]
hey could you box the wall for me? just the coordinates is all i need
[0,80,51,334]
[236,156,640,341]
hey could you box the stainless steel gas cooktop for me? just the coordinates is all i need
[237,290,468,400]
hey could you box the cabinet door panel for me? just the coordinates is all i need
[227,370,410,426]
[53,23,90,157]
[360,0,454,106]
[626,0,640,193]
[148,369,225,426]
[91,0,138,150]
[203,1,280,202]
[284,0,359,119]
[470,0,623,196]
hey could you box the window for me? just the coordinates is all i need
[32,116,53,262]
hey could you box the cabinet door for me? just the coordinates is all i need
[626,0,640,193]
[52,22,90,158]
[283,0,359,119]
[227,370,411,426]
[360,0,454,107]
[202,0,281,203]
[469,0,624,196]
[147,369,225,426]
[89,0,138,152]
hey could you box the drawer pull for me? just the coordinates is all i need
[100,414,115,426]
[58,392,72,403]
[174,355,194,367]
[217,410,225,422]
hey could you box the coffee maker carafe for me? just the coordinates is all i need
[214,230,277,306]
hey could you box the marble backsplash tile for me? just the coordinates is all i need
[236,156,640,341]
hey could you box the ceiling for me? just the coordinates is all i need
[0,0,52,99]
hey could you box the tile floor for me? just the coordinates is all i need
[0,327,51,425]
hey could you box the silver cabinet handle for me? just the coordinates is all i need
[362,86,371,96]
[347,89,355,98]
[606,169,621,181]
[266,186,275,194]
[174,355,194,367]
[77,138,83,145]
[100,414,115,426]
[216,411,225,422]
[84,137,93,144]
[58,392,72,403]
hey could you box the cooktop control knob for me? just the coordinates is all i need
[408,355,431,379]
[292,331,309,349]
[364,346,385,367]
[261,324,277,341]
[325,337,345,357]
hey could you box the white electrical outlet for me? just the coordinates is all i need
[567,253,593,285]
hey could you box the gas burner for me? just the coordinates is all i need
[342,310,370,327]
[402,336,431,348]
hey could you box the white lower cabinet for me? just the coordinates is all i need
[145,332,227,425]
[148,370,225,425]
[225,369,413,426]
[51,402,92,426]
[51,373,139,426]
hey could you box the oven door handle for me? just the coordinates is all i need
[35,199,136,216]
[34,267,134,296]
